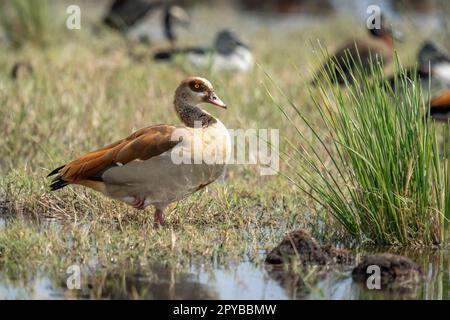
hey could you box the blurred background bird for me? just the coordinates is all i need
[388,41,450,91]
[418,42,450,87]
[153,29,253,72]
[103,0,191,47]
[312,13,402,85]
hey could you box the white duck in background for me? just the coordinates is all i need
[103,0,190,46]
[48,77,231,228]
[154,30,254,73]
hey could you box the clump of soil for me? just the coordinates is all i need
[265,229,353,265]
[321,244,353,264]
[352,253,422,290]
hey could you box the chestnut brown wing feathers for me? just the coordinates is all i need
[430,91,450,121]
[48,125,180,191]
[431,91,450,108]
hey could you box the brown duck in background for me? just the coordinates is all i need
[312,14,401,85]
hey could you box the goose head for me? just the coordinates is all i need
[175,77,227,109]
[367,14,402,42]
[215,30,248,55]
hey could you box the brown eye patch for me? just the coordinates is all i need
[189,81,206,92]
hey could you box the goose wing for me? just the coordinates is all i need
[48,125,181,190]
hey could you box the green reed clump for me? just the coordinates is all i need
[0,0,49,47]
[271,53,449,246]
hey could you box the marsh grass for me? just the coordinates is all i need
[270,52,450,246]
[0,0,49,48]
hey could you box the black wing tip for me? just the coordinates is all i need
[49,176,69,191]
[47,165,65,177]
[48,165,69,191]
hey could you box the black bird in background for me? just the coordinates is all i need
[103,0,190,46]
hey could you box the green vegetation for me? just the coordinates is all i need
[270,55,449,245]
[0,0,49,47]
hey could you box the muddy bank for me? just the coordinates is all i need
[352,253,422,292]
[265,229,353,265]
[264,229,353,298]
[265,229,429,296]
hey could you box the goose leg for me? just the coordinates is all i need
[154,208,164,228]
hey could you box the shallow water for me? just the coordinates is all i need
[0,211,449,300]
[0,228,448,300]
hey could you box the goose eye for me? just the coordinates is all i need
[190,81,204,92]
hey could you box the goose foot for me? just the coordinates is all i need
[154,208,164,228]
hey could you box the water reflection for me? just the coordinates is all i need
[78,265,219,300]
[0,248,447,299]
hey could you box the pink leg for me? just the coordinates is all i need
[154,208,164,228]
[131,197,146,210]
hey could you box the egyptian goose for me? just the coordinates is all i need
[48,77,231,227]
[313,14,401,85]
[429,90,450,122]
[388,42,450,89]
[103,0,190,46]
[154,30,254,73]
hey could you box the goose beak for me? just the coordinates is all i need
[205,92,227,109]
